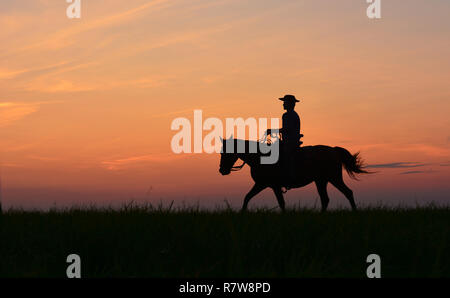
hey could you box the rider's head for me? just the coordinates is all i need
[279,95,299,111]
[283,100,295,111]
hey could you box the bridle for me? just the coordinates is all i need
[230,161,246,171]
[225,132,277,172]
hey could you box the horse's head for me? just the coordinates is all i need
[219,137,239,175]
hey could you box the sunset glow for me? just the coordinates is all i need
[1,0,449,209]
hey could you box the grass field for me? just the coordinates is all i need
[0,204,449,278]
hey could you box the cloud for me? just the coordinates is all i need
[0,68,29,80]
[398,144,450,157]
[400,170,437,175]
[1,60,101,93]
[19,61,171,93]
[101,153,186,170]
[0,61,70,80]
[26,155,62,162]
[357,143,450,158]
[25,76,170,93]
[0,101,62,127]
[24,79,96,93]
[15,0,174,53]
[0,162,23,168]
[2,141,40,152]
[0,102,39,127]
[2,1,278,96]
[366,162,427,169]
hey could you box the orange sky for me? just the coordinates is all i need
[1,0,449,209]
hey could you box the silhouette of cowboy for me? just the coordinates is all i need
[267,94,302,188]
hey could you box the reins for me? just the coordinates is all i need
[228,132,276,172]
[226,132,280,172]
[231,161,246,171]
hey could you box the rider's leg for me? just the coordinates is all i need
[286,145,297,188]
[281,144,289,178]
[289,160,296,186]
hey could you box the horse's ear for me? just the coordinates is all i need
[219,136,223,142]
[228,134,233,140]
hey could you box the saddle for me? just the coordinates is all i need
[261,132,304,167]
[280,140,305,191]
[299,133,304,146]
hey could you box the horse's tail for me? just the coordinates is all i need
[335,147,371,180]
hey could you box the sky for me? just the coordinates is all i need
[1,0,449,209]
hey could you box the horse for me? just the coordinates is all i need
[218,137,370,212]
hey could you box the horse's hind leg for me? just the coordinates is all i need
[272,187,286,212]
[315,181,330,212]
[242,184,266,211]
[330,178,357,211]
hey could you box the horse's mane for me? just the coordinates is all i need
[222,138,277,155]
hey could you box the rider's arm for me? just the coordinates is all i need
[266,113,287,135]
[279,113,288,135]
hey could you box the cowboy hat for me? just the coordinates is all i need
[278,94,300,102]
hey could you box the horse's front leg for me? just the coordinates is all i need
[272,187,286,212]
[242,184,266,212]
